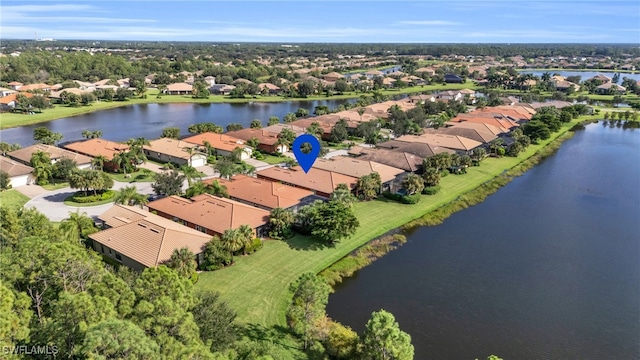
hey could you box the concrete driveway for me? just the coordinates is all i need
[14,184,49,199]
[24,181,156,222]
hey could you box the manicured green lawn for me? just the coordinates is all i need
[41,180,69,191]
[197,114,596,327]
[108,170,155,183]
[259,154,287,165]
[0,190,30,209]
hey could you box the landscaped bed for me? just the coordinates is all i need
[63,190,118,207]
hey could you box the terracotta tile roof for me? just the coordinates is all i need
[182,132,248,152]
[256,166,358,195]
[258,83,281,91]
[425,127,497,144]
[147,194,270,233]
[395,133,483,151]
[323,72,344,79]
[208,175,316,209]
[289,118,336,134]
[8,144,92,165]
[227,128,280,146]
[443,121,510,135]
[365,70,384,76]
[262,123,306,136]
[312,156,404,183]
[0,92,33,105]
[18,83,53,92]
[7,81,23,86]
[0,155,33,177]
[143,138,199,160]
[376,141,455,158]
[450,114,520,129]
[63,138,129,160]
[352,147,424,172]
[166,82,193,91]
[90,205,212,268]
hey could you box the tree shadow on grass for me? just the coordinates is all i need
[239,323,300,351]
[284,234,333,251]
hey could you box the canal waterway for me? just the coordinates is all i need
[326,124,640,359]
[0,99,357,147]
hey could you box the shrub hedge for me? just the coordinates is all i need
[70,190,116,203]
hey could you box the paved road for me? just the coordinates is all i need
[24,181,156,221]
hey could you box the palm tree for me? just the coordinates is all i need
[114,185,148,208]
[246,137,260,150]
[180,165,201,186]
[112,151,132,175]
[202,140,215,157]
[330,183,356,206]
[221,228,244,254]
[402,174,424,195]
[168,247,197,278]
[59,210,97,241]
[268,207,294,239]
[207,179,228,198]
[423,167,441,187]
[92,155,108,172]
[237,224,254,255]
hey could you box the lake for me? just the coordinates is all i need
[326,124,640,359]
[0,99,357,147]
[518,70,640,83]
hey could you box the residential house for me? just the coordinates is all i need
[395,133,483,153]
[89,205,212,271]
[209,84,236,95]
[528,101,574,110]
[554,80,580,92]
[0,93,33,111]
[226,128,287,153]
[233,78,254,86]
[444,74,464,83]
[147,194,270,237]
[596,83,626,94]
[322,72,344,83]
[0,87,17,97]
[0,155,35,187]
[415,67,436,76]
[165,82,193,95]
[182,132,252,160]
[18,83,54,92]
[63,138,130,171]
[424,126,497,144]
[257,83,283,95]
[376,140,455,158]
[364,69,384,79]
[210,175,320,211]
[203,76,216,86]
[256,166,358,198]
[382,77,396,88]
[7,81,23,90]
[8,144,92,169]
[349,147,424,173]
[143,138,207,167]
[73,80,96,91]
[261,123,306,136]
[588,74,612,84]
[312,156,405,192]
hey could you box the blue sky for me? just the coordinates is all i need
[1,1,639,43]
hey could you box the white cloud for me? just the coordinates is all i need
[397,20,460,26]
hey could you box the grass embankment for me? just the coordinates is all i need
[0,190,30,209]
[41,180,70,191]
[108,170,155,183]
[0,81,479,129]
[196,114,596,327]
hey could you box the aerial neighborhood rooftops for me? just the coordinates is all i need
[63,138,130,160]
[256,166,358,198]
[8,144,92,168]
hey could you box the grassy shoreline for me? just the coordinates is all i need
[0,81,478,129]
[196,114,598,326]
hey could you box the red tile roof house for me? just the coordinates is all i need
[312,156,406,193]
[182,132,252,160]
[147,193,270,238]
[395,134,483,154]
[0,92,34,111]
[165,82,193,95]
[322,72,345,83]
[256,166,358,198]
[226,128,288,154]
[7,81,23,90]
[63,138,130,172]
[0,155,35,187]
[89,205,212,271]
[257,83,283,95]
[143,138,208,167]
[8,144,93,169]
[207,175,321,212]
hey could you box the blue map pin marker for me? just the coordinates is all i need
[292,134,321,173]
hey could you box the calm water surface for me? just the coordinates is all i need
[327,124,640,359]
[0,99,356,147]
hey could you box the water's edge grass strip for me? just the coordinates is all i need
[318,125,584,288]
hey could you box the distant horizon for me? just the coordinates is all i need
[2,1,639,43]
